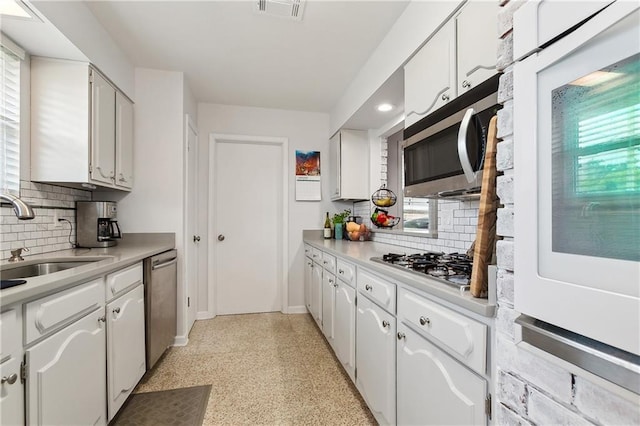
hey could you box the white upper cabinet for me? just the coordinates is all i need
[115,91,134,189]
[404,21,456,128]
[404,0,498,127]
[90,70,116,185]
[456,0,498,95]
[31,58,134,191]
[329,130,370,201]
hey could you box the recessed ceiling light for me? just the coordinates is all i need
[0,0,40,21]
[377,103,394,112]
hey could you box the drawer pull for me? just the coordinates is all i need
[328,279,334,284]
[419,316,431,326]
[382,320,390,328]
[1,374,18,385]
[323,261,328,265]
[98,315,106,324]
[397,332,406,340]
[338,269,344,274]
[334,283,338,288]
[113,307,121,314]
[365,284,373,291]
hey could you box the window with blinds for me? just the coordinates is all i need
[551,53,640,262]
[0,42,21,195]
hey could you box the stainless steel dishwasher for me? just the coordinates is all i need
[143,249,177,370]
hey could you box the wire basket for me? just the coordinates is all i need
[371,207,400,228]
[371,186,397,208]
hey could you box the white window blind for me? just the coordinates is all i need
[0,42,21,195]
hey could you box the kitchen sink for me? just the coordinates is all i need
[0,259,102,280]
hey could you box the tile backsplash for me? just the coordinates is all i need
[0,180,91,260]
[354,199,480,254]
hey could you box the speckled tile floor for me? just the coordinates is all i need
[134,313,376,426]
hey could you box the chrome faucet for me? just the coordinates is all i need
[8,247,28,262]
[1,193,35,220]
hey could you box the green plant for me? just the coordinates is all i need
[332,209,351,224]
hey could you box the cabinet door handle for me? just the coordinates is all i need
[419,316,431,326]
[1,374,18,385]
[113,307,121,314]
[382,320,390,328]
[462,80,471,88]
[397,332,406,340]
[98,315,106,324]
[441,93,450,101]
[338,269,344,274]
[365,284,372,291]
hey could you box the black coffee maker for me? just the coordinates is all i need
[76,201,122,248]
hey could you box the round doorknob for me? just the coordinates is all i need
[397,332,406,340]
[462,80,472,88]
[382,320,390,328]
[441,93,450,101]
[218,234,225,241]
[1,374,18,385]
[193,235,201,242]
[419,316,431,326]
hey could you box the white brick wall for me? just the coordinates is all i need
[494,2,640,425]
[0,180,91,259]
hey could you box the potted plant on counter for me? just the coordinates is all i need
[332,209,351,240]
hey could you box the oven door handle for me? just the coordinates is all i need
[457,108,477,183]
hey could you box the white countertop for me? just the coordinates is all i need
[0,233,175,306]
[303,231,496,318]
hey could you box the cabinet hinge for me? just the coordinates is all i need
[89,164,93,173]
[485,394,492,419]
[20,357,27,383]
[89,69,94,83]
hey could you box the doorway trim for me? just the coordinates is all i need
[207,133,289,316]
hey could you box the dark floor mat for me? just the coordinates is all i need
[111,385,211,426]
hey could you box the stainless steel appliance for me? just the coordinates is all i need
[144,249,177,370]
[403,75,501,199]
[371,252,474,294]
[76,201,121,248]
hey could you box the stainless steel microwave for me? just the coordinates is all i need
[403,75,501,199]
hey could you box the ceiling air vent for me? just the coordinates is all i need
[255,0,305,21]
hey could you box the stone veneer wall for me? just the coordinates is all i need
[493,1,639,424]
[0,180,91,260]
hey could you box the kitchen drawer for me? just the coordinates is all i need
[357,268,396,314]
[106,262,143,301]
[311,247,322,263]
[336,258,355,286]
[398,288,486,374]
[304,244,312,258]
[1,306,22,361]
[322,252,336,274]
[25,278,105,345]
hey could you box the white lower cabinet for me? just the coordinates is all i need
[311,260,323,327]
[1,306,24,426]
[107,284,146,420]
[334,280,356,382]
[304,257,313,312]
[356,295,396,426]
[321,272,336,347]
[26,308,107,426]
[397,323,487,425]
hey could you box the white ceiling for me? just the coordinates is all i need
[83,0,410,122]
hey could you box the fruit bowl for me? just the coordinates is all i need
[345,222,370,241]
[371,186,397,208]
[371,208,400,229]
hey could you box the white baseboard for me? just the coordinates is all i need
[173,335,189,346]
[197,311,215,320]
[287,305,309,314]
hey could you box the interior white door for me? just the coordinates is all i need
[185,115,198,330]
[214,139,282,315]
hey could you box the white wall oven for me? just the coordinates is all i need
[514,0,639,390]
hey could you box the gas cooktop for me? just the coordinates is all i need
[370,251,473,294]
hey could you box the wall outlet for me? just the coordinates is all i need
[53,211,62,228]
[441,210,454,231]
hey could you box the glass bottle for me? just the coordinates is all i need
[323,212,331,239]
